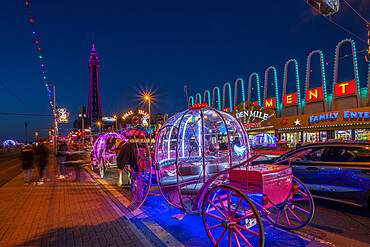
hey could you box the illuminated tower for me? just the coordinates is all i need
[87,44,103,121]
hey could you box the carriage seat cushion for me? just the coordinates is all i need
[205,163,228,175]
[159,174,202,186]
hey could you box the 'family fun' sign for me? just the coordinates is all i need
[309,110,370,124]
[309,112,339,123]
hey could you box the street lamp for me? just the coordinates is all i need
[113,115,117,132]
[144,95,152,145]
[97,121,101,134]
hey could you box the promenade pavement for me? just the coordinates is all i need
[0,155,152,247]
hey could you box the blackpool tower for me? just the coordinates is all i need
[87,44,103,122]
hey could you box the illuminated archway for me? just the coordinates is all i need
[263,66,279,115]
[282,59,301,116]
[332,39,360,110]
[234,78,245,108]
[304,50,328,114]
[203,90,211,105]
[212,87,221,110]
[3,139,18,147]
[195,93,202,104]
[188,96,194,108]
[248,73,261,106]
[222,82,233,111]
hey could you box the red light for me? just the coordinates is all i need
[30,18,33,22]
[140,132,144,137]
[154,131,158,135]
[25,2,29,5]
[189,102,209,110]
[36,40,39,44]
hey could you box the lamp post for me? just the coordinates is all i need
[144,95,151,145]
[25,122,28,144]
[97,121,101,135]
[48,83,58,154]
[113,115,117,132]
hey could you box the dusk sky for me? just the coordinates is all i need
[1,0,369,143]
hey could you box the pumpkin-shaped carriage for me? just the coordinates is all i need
[130,105,315,246]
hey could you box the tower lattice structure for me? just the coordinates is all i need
[87,44,103,122]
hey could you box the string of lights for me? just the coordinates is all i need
[25,1,55,115]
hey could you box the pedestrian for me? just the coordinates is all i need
[36,141,49,185]
[65,148,89,182]
[21,145,34,185]
[56,141,68,179]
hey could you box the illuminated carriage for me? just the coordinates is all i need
[91,132,128,178]
[145,105,314,246]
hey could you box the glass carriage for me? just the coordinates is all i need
[132,105,314,246]
[91,132,128,178]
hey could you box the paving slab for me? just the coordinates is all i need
[0,156,152,247]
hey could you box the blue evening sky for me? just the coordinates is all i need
[0,0,369,142]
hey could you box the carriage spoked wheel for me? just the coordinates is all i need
[98,158,105,179]
[131,173,138,197]
[266,177,314,230]
[202,185,265,247]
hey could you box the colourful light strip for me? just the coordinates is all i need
[305,50,328,104]
[248,73,261,106]
[234,78,245,107]
[203,90,211,105]
[212,87,221,110]
[222,82,233,110]
[332,39,361,98]
[25,1,55,115]
[195,93,202,104]
[188,96,194,107]
[264,66,279,109]
[283,59,301,107]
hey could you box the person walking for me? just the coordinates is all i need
[21,145,34,185]
[36,141,49,185]
[56,141,68,179]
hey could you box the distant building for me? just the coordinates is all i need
[87,44,103,122]
[74,106,89,129]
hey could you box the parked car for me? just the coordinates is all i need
[259,142,370,207]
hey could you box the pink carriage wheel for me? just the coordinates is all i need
[98,158,105,179]
[131,173,138,197]
[266,177,314,230]
[202,185,264,247]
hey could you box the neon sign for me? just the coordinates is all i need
[264,98,275,109]
[233,145,246,157]
[122,110,133,120]
[57,108,69,123]
[306,87,323,102]
[235,110,269,121]
[344,111,370,120]
[309,112,339,123]
[334,80,356,97]
[283,93,297,106]
[138,109,149,116]
[102,117,116,122]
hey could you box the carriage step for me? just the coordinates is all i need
[171,213,186,220]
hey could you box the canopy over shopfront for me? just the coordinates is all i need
[231,100,370,148]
